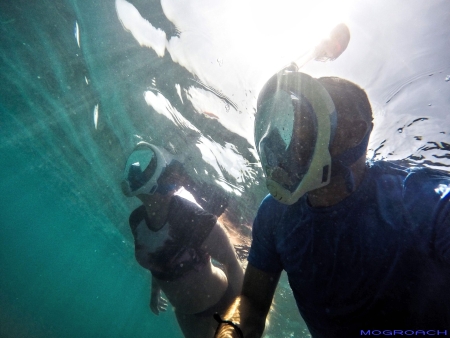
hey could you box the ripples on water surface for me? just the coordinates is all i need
[1,0,449,337]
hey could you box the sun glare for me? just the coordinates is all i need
[231,0,355,71]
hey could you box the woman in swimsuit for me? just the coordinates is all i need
[121,142,244,338]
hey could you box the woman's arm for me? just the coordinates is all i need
[201,223,244,294]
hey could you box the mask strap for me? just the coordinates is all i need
[329,109,338,146]
[331,125,372,193]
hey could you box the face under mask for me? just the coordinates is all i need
[121,142,177,197]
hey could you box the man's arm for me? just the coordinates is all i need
[215,264,281,338]
[201,223,244,294]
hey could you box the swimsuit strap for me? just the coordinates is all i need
[331,125,372,193]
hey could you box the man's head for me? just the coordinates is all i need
[255,72,373,205]
[317,77,373,158]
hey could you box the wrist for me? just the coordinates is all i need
[214,313,243,338]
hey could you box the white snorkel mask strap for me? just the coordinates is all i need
[255,71,337,205]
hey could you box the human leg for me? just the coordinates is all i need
[174,281,235,338]
[175,311,217,338]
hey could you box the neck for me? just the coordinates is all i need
[307,156,367,208]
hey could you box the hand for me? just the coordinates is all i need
[214,323,242,338]
[313,23,350,62]
[214,313,244,338]
[150,293,168,315]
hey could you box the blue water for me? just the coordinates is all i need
[1,0,449,337]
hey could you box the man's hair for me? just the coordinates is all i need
[317,77,373,125]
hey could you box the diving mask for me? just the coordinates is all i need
[255,72,337,205]
[121,142,175,197]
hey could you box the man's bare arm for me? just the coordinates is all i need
[215,264,281,338]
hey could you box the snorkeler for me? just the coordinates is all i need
[121,142,244,338]
[215,72,450,337]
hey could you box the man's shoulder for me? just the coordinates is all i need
[403,165,450,209]
[371,161,450,223]
[405,165,450,186]
[253,194,302,238]
[256,194,291,220]
[369,160,450,190]
[370,160,450,179]
[367,160,408,179]
[259,193,287,208]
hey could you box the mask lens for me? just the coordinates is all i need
[256,90,318,192]
[124,147,158,193]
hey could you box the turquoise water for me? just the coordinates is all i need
[0,0,301,337]
[0,142,301,337]
[1,0,449,337]
[0,1,179,336]
[0,147,180,337]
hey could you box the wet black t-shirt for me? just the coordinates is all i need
[129,196,217,281]
[249,161,450,336]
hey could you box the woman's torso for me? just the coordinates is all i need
[130,196,228,314]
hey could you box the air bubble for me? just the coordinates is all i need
[445,75,450,82]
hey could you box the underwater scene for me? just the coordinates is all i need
[1,0,449,337]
